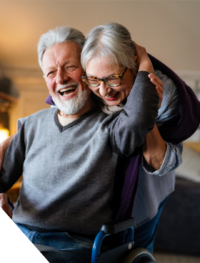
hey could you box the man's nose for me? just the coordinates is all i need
[99,81,111,97]
[56,68,70,84]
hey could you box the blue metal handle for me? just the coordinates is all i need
[125,227,134,243]
[91,230,109,263]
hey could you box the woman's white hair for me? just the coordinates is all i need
[81,23,138,77]
[38,26,85,72]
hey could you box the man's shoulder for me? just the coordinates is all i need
[31,107,56,117]
[18,108,56,130]
[27,108,56,120]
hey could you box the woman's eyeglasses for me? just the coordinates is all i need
[82,67,127,87]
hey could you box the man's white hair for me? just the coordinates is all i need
[38,26,85,73]
[81,23,138,77]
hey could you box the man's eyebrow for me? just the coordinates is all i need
[45,60,80,73]
[45,66,55,71]
[44,66,56,75]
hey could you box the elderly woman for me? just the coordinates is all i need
[80,23,196,252]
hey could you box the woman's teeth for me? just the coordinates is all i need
[105,94,117,99]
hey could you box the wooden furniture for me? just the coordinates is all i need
[6,179,22,203]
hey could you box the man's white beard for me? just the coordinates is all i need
[52,85,90,115]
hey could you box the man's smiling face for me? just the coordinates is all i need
[43,41,90,116]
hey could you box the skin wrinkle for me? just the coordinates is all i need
[42,42,95,119]
[86,57,135,106]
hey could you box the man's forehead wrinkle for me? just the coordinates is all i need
[43,42,82,74]
[44,55,79,71]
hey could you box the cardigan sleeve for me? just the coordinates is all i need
[142,69,182,174]
[142,142,183,176]
[107,71,159,157]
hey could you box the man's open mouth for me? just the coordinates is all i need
[58,86,77,96]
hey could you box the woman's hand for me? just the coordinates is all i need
[134,41,154,74]
[148,73,164,108]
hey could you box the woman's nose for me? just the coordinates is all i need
[99,82,111,97]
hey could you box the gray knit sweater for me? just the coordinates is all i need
[0,72,158,235]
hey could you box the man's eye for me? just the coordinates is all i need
[47,71,55,77]
[66,66,76,71]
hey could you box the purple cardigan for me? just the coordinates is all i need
[116,55,200,218]
[45,56,200,218]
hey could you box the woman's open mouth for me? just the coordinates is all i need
[104,92,119,101]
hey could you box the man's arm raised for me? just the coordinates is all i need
[0,193,13,218]
[0,135,15,170]
[0,136,15,218]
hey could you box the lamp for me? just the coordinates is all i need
[0,65,19,141]
[0,127,9,143]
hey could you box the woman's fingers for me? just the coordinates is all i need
[149,73,163,87]
[155,87,163,108]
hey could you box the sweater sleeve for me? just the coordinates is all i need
[107,71,159,157]
[0,125,26,193]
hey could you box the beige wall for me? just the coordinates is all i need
[0,0,199,135]
[8,76,49,135]
[0,1,200,71]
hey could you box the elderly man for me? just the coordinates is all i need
[0,26,160,261]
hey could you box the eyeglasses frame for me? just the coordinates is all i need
[82,67,128,87]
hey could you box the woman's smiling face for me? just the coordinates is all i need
[85,57,135,106]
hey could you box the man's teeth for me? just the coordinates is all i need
[60,87,75,92]
[59,86,77,96]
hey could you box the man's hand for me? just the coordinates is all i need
[134,41,154,74]
[143,124,166,171]
[133,42,164,108]
[0,135,15,170]
[148,73,164,108]
[0,193,13,218]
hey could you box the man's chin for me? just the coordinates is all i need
[52,89,90,116]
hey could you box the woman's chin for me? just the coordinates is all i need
[103,93,122,106]
[104,99,121,106]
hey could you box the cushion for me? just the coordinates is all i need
[175,147,200,182]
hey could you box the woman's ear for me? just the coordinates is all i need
[134,56,137,63]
